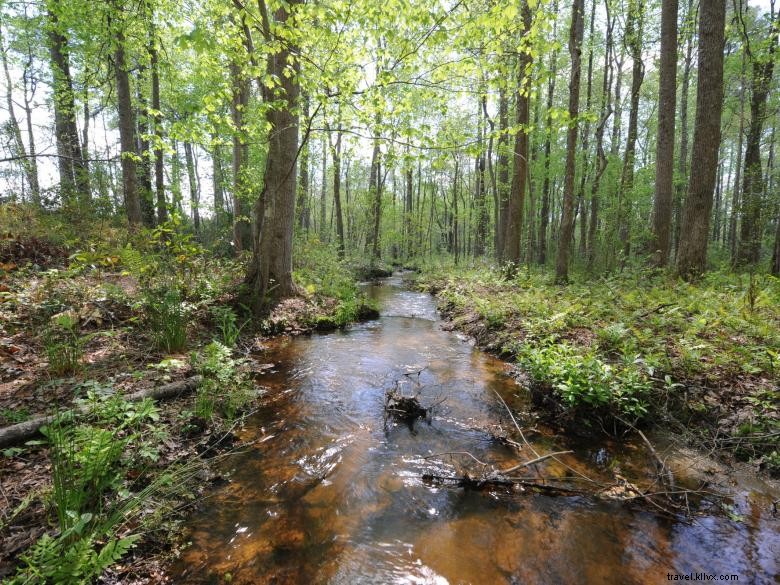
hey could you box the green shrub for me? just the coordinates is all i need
[143,285,188,352]
[519,341,650,420]
[211,305,245,347]
[45,312,84,376]
[192,341,253,422]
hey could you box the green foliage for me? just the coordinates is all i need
[143,285,189,353]
[10,391,165,584]
[44,312,84,376]
[210,305,246,347]
[191,341,254,421]
[519,341,651,420]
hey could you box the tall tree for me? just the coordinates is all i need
[676,0,727,279]
[111,7,141,227]
[650,0,678,266]
[736,6,778,265]
[503,1,533,266]
[554,0,585,283]
[47,0,89,206]
[245,0,303,307]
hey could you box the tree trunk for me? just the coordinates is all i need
[538,5,559,265]
[0,24,38,205]
[574,0,596,259]
[329,123,345,257]
[615,0,644,267]
[474,97,488,257]
[245,0,302,308]
[367,124,382,261]
[113,21,141,227]
[587,0,614,269]
[48,3,89,206]
[676,0,726,279]
[736,12,777,266]
[554,0,585,283]
[151,34,167,224]
[504,1,533,265]
[650,0,678,266]
[496,85,510,260]
[674,0,695,258]
[184,142,200,232]
[297,93,311,231]
[230,62,251,251]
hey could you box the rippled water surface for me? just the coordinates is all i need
[173,274,779,584]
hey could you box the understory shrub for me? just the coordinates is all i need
[192,341,254,421]
[143,285,189,353]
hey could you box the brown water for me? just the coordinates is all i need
[173,274,779,585]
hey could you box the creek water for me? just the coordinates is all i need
[173,274,779,584]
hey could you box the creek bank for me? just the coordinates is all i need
[413,270,779,477]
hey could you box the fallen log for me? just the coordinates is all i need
[0,375,202,448]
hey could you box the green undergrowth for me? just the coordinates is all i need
[7,388,205,584]
[416,264,779,467]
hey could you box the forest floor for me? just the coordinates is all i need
[0,228,380,582]
[413,265,779,477]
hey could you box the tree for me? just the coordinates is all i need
[650,0,678,266]
[245,0,303,308]
[503,1,533,266]
[676,0,727,279]
[110,3,141,227]
[554,0,585,284]
[736,6,778,266]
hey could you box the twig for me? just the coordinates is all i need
[498,450,574,475]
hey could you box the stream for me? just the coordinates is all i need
[172,274,779,584]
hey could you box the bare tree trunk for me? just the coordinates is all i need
[474,96,488,257]
[113,19,141,227]
[650,0,678,266]
[676,0,726,279]
[554,0,585,283]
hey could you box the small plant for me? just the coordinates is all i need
[211,305,245,347]
[144,285,188,352]
[192,341,253,422]
[597,322,630,353]
[45,312,84,375]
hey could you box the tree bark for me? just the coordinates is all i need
[151,33,167,224]
[736,11,777,266]
[328,122,345,257]
[676,0,726,279]
[615,0,644,266]
[47,2,89,206]
[245,0,302,308]
[297,93,311,230]
[674,0,695,258]
[113,19,142,227]
[184,142,200,232]
[230,61,252,251]
[650,0,678,266]
[496,85,510,260]
[538,4,558,265]
[554,0,585,283]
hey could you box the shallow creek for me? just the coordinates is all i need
[172,274,778,584]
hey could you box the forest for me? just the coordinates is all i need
[0,0,778,582]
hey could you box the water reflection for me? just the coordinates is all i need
[173,274,779,585]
